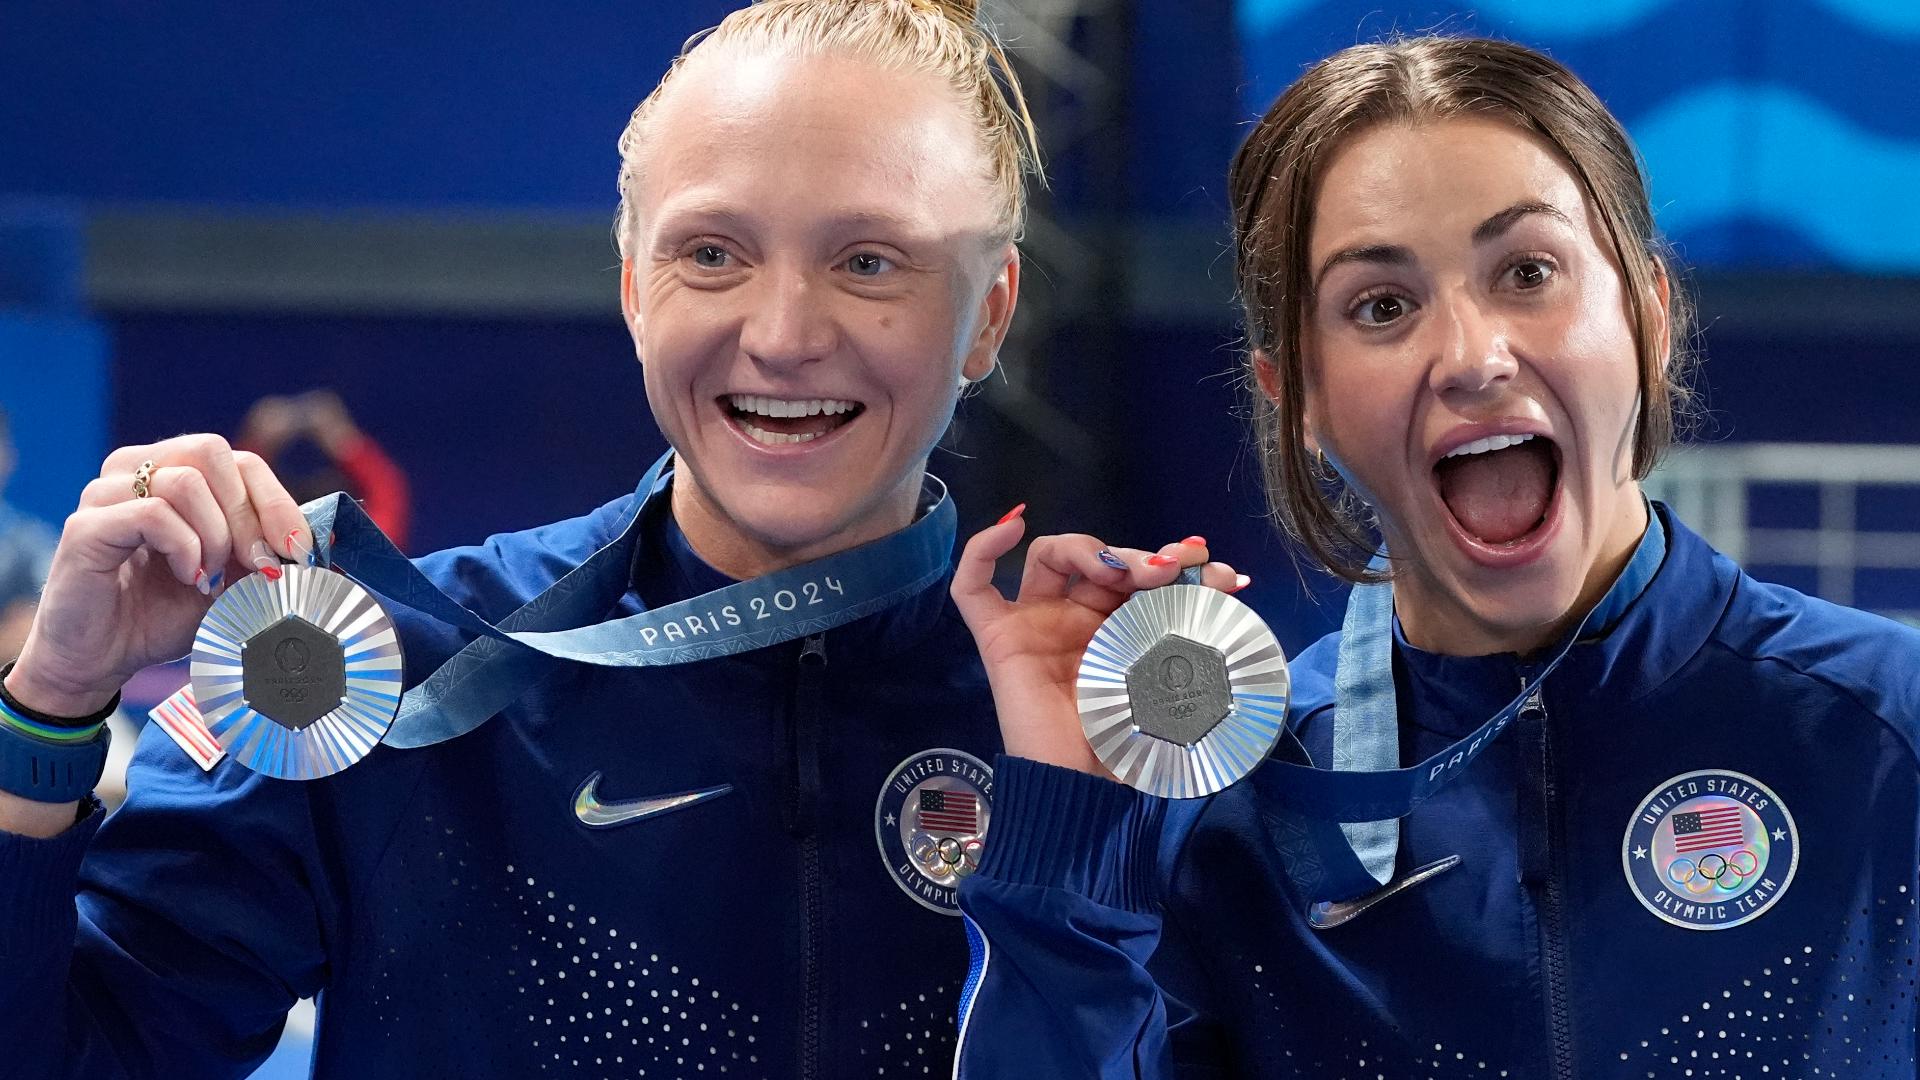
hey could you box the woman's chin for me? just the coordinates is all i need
[717,494,910,567]
[1402,535,1592,655]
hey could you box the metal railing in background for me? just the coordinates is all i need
[1646,443,1920,624]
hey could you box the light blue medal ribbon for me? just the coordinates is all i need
[1331,554,1401,887]
[1261,508,1667,901]
[300,450,956,749]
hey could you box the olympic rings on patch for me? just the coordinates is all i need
[1665,848,1761,894]
[910,829,988,881]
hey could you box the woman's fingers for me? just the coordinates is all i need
[955,521,1250,628]
[1115,539,1248,595]
[1016,533,1132,603]
[144,466,235,588]
[1194,561,1250,593]
[234,450,314,565]
[951,511,1028,631]
[75,468,232,592]
[63,496,206,590]
[94,436,311,578]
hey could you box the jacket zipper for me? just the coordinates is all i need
[1520,680,1576,1080]
[793,634,829,1080]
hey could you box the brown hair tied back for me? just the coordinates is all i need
[1228,35,1696,584]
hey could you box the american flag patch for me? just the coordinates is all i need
[149,684,225,772]
[918,788,980,834]
[1672,805,1745,853]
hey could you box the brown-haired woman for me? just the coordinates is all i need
[948,36,1920,1077]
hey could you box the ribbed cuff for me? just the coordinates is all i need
[0,799,104,957]
[978,755,1168,914]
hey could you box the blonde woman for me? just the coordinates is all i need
[0,3,1170,1076]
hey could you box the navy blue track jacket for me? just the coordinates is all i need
[955,505,1920,1079]
[0,484,997,1079]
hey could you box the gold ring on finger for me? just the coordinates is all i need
[131,459,158,500]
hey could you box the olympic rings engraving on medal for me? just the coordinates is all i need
[191,564,405,780]
[1077,583,1291,799]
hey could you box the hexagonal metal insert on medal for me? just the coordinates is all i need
[240,615,348,730]
[1125,633,1234,746]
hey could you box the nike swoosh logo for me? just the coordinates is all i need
[1307,854,1462,930]
[573,771,733,829]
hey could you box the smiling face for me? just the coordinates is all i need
[1297,116,1665,655]
[623,48,1017,577]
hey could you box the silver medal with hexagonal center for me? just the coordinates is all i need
[191,564,405,780]
[1076,583,1290,798]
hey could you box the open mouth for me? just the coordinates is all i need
[1432,433,1561,549]
[722,394,865,447]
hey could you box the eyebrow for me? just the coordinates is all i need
[649,202,932,247]
[1312,201,1574,293]
[649,200,754,237]
[1312,244,1413,294]
[1471,201,1571,244]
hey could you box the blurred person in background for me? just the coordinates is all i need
[947,35,1920,1078]
[0,2,1229,1078]
[0,404,57,661]
[235,389,413,551]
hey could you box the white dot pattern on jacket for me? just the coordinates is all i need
[1213,880,1917,1079]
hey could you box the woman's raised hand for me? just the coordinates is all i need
[950,509,1247,777]
[5,435,311,717]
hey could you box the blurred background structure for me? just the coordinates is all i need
[2,2,1917,1072]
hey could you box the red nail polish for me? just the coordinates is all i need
[1182,535,1207,547]
[1229,574,1252,593]
[996,503,1027,525]
[1146,554,1179,567]
[260,564,283,582]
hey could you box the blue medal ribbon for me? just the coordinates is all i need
[1261,507,1667,901]
[300,450,956,749]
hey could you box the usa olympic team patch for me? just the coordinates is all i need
[1623,769,1798,931]
[875,748,994,916]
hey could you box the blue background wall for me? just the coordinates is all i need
[1238,0,1920,273]
[0,3,736,211]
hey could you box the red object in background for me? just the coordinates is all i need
[235,390,414,551]
[333,432,411,550]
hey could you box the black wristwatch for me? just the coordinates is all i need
[0,660,116,803]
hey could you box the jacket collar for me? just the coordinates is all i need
[620,471,959,668]
[1392,503,1731,734]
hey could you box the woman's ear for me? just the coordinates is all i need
[1252,346,1283,407]
[961,245,1020,384]
[1649,255,1673,375]
[1256,346,1323,456]
[620,260,648,364]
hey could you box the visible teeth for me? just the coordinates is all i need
[737,420,825,447]
[726,394,858,418]
[1443,432,1535,460]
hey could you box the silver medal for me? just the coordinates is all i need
[1077,582,1290,798]
[190,564,405,780]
